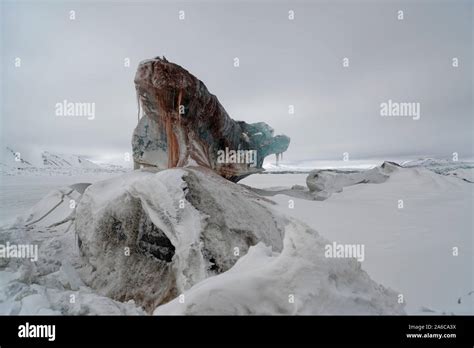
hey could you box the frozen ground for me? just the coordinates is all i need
[0,158,472,315]
[0,173,126,226]
[0,167,405,315]
[241,162,474,314]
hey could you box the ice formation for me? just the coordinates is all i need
[0,57,420,316]
[305,162,395,195]
[0,167,405,315]
[73,167,403,314]
[132,57,290,182]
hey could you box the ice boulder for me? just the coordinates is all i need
[154,222,405,315]
[306,163,394,195]
[75,166,404,314]
[132,56,290,182]
[16,183,90,228]
[75,167,286,311]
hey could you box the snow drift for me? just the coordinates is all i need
[1,166,405,315]
[0,182,144,315]
[306,162,395,195]
[74,167,403,314]
[402,158,474,183]
[244,162,397,201]
[154,221,403,315]
[241,161,474,314]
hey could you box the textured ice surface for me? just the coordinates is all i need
[2,158,470,315]
[241,162,474,314]
[1,167,405,315]
[132,57,290,182]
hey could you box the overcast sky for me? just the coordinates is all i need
[1,0,472,163]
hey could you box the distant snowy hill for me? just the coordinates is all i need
[401,158,474,182]
[263,159,382,173]
[263,157,474,182]
[0,147,33,169]
[41,151,100,169]
[0,147,129,175]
